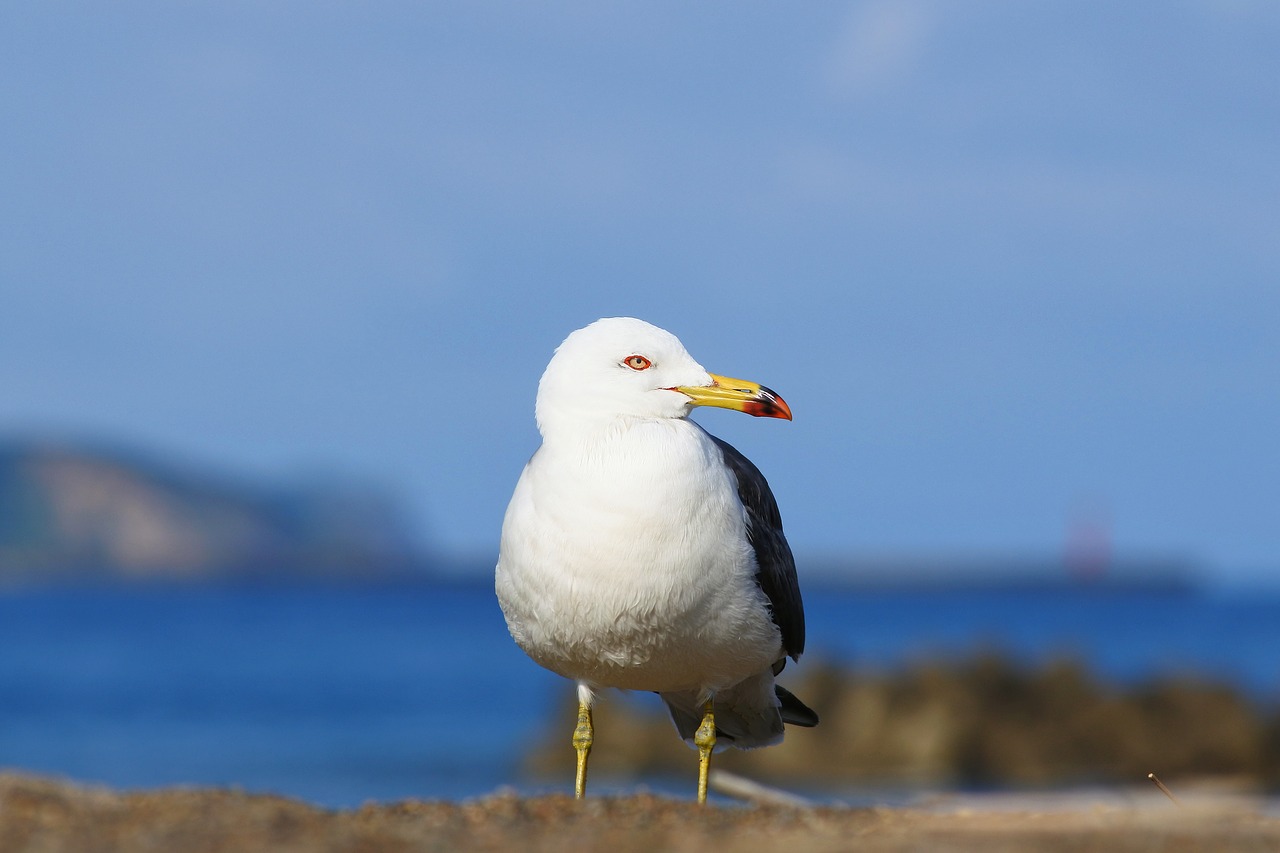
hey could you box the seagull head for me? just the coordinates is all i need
[535,317,791,434]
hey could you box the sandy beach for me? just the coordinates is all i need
[3,771,1278,853]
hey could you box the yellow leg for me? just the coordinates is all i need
[572,698,593,799]
[694,700,716,804]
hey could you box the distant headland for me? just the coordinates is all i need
[0,438,427,583]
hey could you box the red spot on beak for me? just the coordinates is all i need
[745,386,792,420]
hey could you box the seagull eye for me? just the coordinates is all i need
[624,355,652,371]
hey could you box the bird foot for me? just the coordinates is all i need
[694,701,716,804]
[572,700,593,799]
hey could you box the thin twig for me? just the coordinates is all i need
[708,770,813,808]
[1148,772,1182,807]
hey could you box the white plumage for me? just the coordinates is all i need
[495,317,815,799]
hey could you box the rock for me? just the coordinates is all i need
[523,655,1280,790]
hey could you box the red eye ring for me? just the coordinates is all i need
[624,355,652,371]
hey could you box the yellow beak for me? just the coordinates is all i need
[673,373,793,421]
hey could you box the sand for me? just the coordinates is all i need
[2,771,1278,853]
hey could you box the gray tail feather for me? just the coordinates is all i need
[661,672,818,752]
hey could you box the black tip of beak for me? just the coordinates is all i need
[743,386,793,420]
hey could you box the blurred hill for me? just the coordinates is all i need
[0,439,425,583]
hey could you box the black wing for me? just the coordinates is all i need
[708,433,805,661]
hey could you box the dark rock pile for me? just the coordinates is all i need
[524,655,1280,790]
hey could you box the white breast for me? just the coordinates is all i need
[495,418,781,693]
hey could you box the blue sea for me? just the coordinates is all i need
[2,578,1278,806]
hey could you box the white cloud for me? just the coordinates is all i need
[824,0,936,99]
[1201,0,1280,21]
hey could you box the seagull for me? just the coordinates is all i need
[495,317,816,803]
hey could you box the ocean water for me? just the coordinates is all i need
[1,579,1278,806]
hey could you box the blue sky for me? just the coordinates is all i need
[2,2,1277,583]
